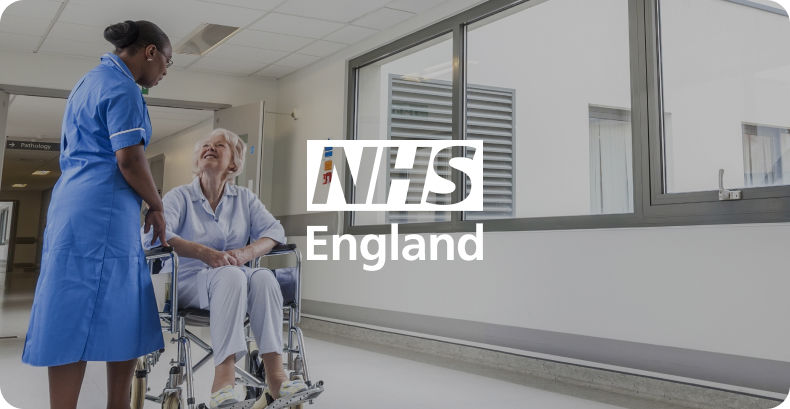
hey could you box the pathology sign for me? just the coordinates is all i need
[6,140,60,152]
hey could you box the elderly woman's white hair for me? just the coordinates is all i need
[192,128,246,183]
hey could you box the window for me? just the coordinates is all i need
[353,33,454,227]
[465,0,633,219]
[345,0,790,233]
[387,75,516,222]
[742,124,790,188]
[657,0,790,196]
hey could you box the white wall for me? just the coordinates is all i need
[0,51,280,198]
[145,119,213,193]
[145,112,280,199]
[0,50,278,108]
[273,0,790,372]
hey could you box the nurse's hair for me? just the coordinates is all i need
[192,128,247,183]
[103,20,170,53]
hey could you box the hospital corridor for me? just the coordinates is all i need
[0,0,789,408]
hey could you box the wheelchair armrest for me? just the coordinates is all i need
[145,246,174,259]
[269,243,296,254]
[250,243,299,269]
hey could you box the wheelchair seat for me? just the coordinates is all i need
[179,308,211,327]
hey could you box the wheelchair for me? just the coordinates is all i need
[130,244,324,409]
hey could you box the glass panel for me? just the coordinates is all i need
[660,0,790,193]
[353,33,453,226]
[465,0,633,219]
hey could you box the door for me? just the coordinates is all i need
[213,101,266,202]
[147,154,165,196]
[0,91,8,187]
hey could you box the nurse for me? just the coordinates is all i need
[22,20,172,409]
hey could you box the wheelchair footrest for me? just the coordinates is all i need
[226,382,324,409]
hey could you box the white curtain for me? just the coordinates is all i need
[590,118,633,214]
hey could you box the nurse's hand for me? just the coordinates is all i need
[144,209,169,247]
[203,249,238,268]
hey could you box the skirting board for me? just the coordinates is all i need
[302,300,790,395]
[299,316,785,409]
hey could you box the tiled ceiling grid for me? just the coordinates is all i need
[0,0,455,79]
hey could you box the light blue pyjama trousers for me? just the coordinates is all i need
[179,265,284,366]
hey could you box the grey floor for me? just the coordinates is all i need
[0,272,690,409]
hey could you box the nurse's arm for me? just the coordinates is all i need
[116,144,168,246]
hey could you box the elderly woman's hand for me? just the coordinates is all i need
[226,247,253,266]
[201,248,238,268]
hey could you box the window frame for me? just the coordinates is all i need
[644,0,790,217]
[343,0,790,236]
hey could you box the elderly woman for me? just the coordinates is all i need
[144,128,305,409]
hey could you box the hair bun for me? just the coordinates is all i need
[103,20,140,49]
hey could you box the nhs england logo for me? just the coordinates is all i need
[307,140,484,212]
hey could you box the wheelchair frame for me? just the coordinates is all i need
[131,244,317,409]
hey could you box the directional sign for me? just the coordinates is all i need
[6,141,60,151]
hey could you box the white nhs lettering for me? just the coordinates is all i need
[307,140,483,212]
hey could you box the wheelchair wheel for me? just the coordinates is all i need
[130,357,147,409]
[161,392,180,409]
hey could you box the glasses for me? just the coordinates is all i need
[162,52,173,68]
[153,46,174,68]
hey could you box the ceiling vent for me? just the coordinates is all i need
[175,23,240,56]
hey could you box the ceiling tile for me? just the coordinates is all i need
[228,29,313,52]
[254,64,297,78]
[47,22,107,45]
[275,52,319,68]
[2,0,62,19]
[0,32,40,52]
[323,25,377,44]
[59,0,267,41]
[275,0,391,23]
[170,53,201,69]
[188,57,263,76]
[298,40,346,57]
[194,0,282,10]
[0,15,51,37]
[207,43,289,65]
[191,56,266,76]
[353,7,414,30]
[386,0,447,13]
[38,36,112,59]
[250,13,343,38]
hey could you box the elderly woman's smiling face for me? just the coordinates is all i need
[198,133,235,178]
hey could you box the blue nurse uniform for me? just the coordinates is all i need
[22,53,164,366]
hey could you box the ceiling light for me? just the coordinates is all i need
[12,184,27,188]
[32,170,51,176]
[175,23,240,56]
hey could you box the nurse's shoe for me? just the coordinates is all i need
[251,379,308,409]
[209,385,240,409]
